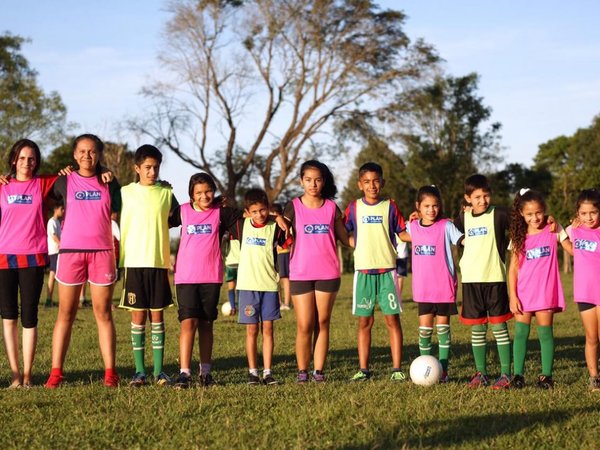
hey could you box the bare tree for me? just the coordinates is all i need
[132,0,437,201]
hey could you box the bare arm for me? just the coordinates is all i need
[398,231,412,243]
[508,251,522,315]
[334,215,350,247]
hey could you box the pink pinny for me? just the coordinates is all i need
[570,225,600,305]
[516,224,565,312]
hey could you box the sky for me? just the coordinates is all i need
[2,0,599,201]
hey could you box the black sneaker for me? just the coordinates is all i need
[512,374,525,389]
[247,373,260,385]
[200,373,217,387]
[173,372,192,390]
[263,374,279,385]
[537,375,554,389]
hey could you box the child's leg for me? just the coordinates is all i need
[357,316,375,370]
[580,307,600,378]
[262,321,274,371]
[50,283,81,371]
[471,323,488,374]
[513,314,532,376]
[435,316,451,373]
[150,310,165,377]
[198,320,214,373]
[313,290,337,372]
[246,323,259,370]
[131,309,148,374]
[90,284,117,374]
[228,279,236,310]
[535,311,555,377]
[2,319,21,386]
[491,321,511,375]
[179,318,198,372]
[292,292,316,371]
[384,314,403,370]
[281,277,291,308]
[47,270,56,304]
[418,314,434,356]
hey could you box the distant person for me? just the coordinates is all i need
[118,145,178,387]
[344,162,406,382]
[508,189,571,389]
[46,201,64,307]
[223,231,240,315]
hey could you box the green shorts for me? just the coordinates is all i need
[352,271,401,317]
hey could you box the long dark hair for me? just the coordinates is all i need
[416,185,443,221]
[509,189,546,256]
[300,160,338,200]
[7,139,41,176]
[576,189,600,213]
[72,134,105,175]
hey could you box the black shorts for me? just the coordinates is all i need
[176,283,222,321]
[460,282,512,325]
[0,266,45,328]
[418,302,458,317]
[278,253,290,278]
[225,266,238,283]
[119,268,173,311]
[48,254,58,272]
[290,278,341,296]
[577,302,599,312]
[396,258,408,277]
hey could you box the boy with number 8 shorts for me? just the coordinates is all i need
[344,162,406,381]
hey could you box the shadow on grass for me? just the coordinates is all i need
[344,405,599,449]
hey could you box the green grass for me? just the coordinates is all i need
[1,272,599,449]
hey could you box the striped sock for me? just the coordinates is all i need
[491,322,511,375]
[436,324,451,372]
[131,323,146,374]
[418,326,433,355]
[471,324,488,375]
[151,322,165,377]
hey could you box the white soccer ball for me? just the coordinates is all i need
[409,355,442,386]
[221,302,232,316]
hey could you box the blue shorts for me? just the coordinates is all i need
[237,290,281,324]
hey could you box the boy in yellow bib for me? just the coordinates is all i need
[344,162,406,381]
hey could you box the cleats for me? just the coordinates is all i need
[297,371,309,384]
[200,373,217,387]
[312,371,326,383]
[512,374,525,389]
[129,372,146,387]
[468,371,489,388]
[45,372,64,389]
[589,376,600,392]
[155,372,172,386]
[351,370,372,382]
[439,371,449,383]
[537,375,554,390]
[491,374,512,390]
[174,372,192,390]
[247,374,261,385]
[104,373,120,388]
[390,370,407,382]
[262,374,280,385]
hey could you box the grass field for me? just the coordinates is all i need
[1,272,599,449]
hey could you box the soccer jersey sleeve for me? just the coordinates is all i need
[454,211,465,233]
[169,205,182,228]
[344,201,357,232]
[389,199,406,233]
[220,207,244,236]
[445,221,464,246]
[556,224,569,242]
[109,178,122,213]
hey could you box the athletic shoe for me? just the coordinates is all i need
[439,371,449,383]
[200,373,217,387]
[297,371,309,383]
[491,374,512,390]
[104,373,120,388]
[312,371,326,383]
[589,376,600,392]
[45,373,64,389]
[390,370,407,382]
[351,370,372,382]
[173,373,192,390]
[247,373,261,385]
[468,371,489,388]
[537,375,554,389]
[511,374,525,389]
[155,372,172,386]
[262,374,280,385]
[129,372,146,387]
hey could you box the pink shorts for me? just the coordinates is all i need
[56,250,117,286]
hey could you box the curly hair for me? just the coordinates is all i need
[509,189,546,256]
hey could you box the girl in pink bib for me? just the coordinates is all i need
[567,189,600,391]
[399,186,463,382]
[508,189,572,389]
[284,160,348,383]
